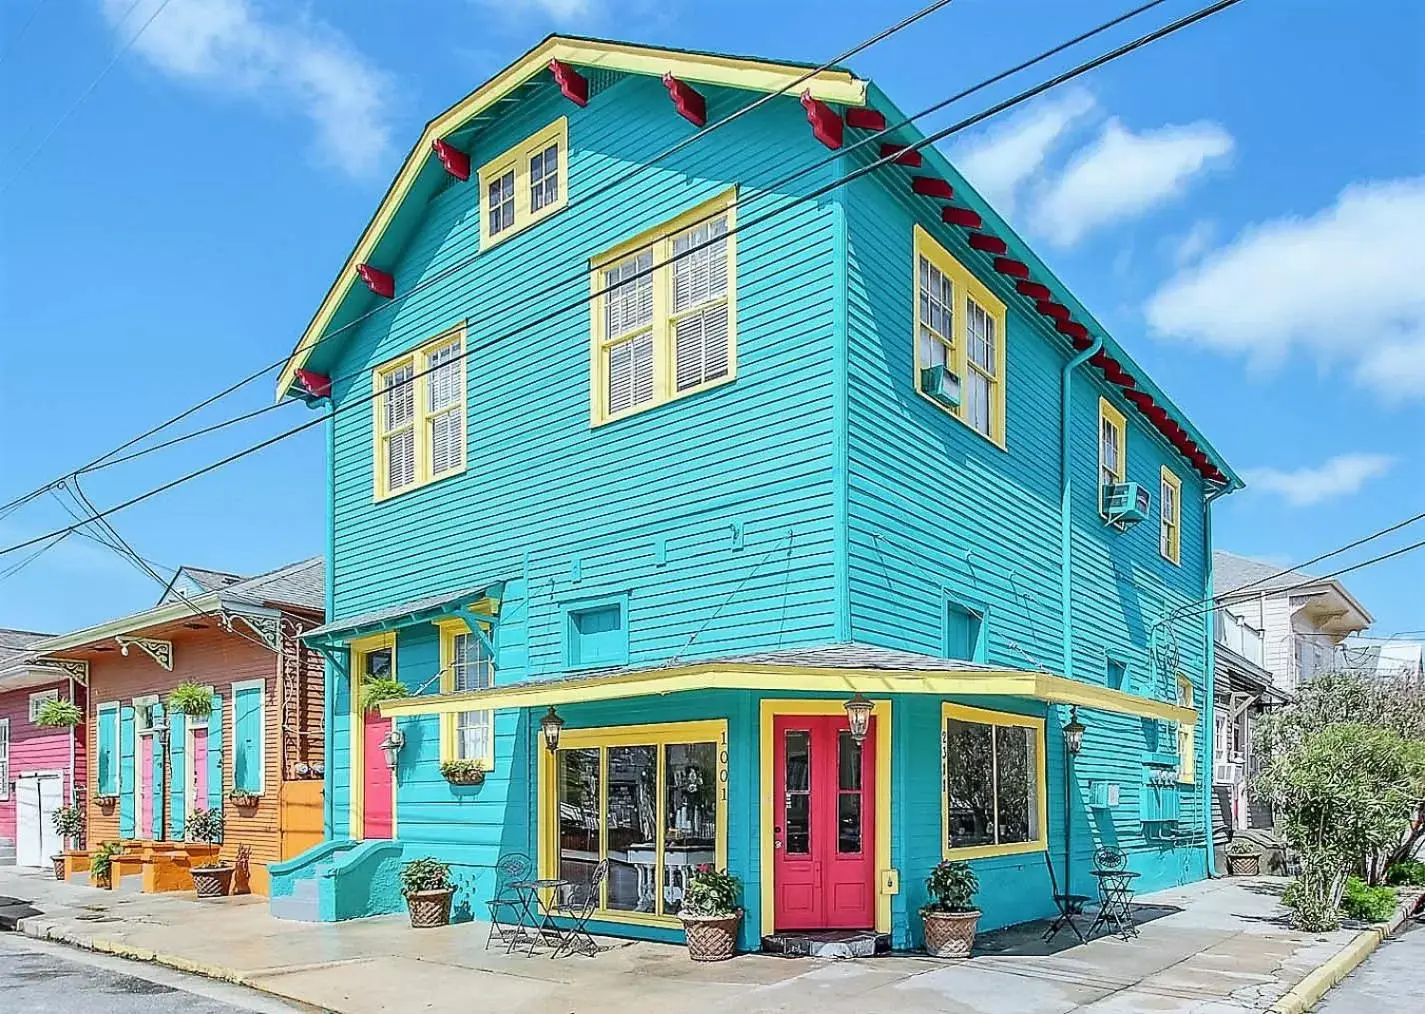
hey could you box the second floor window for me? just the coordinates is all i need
[591,190,738,425]
[478,117,569,249]
[374,327,467,500]
[1098,397,1126,515]
[1160,466,1182,564]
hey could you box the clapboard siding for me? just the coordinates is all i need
[0,680,81,844]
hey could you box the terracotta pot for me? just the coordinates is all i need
[1227,853,1260,877]
[51,855,66,880]
[191,865,235,898]
[406,888,454,928]
[923,909,980,958]
[681,910,742,962]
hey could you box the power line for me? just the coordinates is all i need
[0,0,1247,561]
[0,0,51,69]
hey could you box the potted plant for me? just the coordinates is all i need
[186,807,234,897]
[34,698,83,728]
[228,788,261,809]
[439,759,487,786]
[1226,837,1260,877]
[89,841,121,890]
[679,866,743,961]
[50,805,84,879]
[921,860,980,958]
[400,857,455,928]
[95,793,118,810]
[166,681,214,718]
[362,675,409,713]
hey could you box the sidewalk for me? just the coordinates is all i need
[0,867,1394,1013]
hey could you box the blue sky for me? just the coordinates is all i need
[0,0,1421,637]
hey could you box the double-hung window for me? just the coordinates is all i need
[478,118,569,249]
[373,327,467,499]
[941,703,1046,859]
[28,688,58,723]
[912,226,1007,446]
[1160,466,1182,564]
[439,620,495,767]
[1098,397,1126,516]
[0,718,9,800]
[591,190,737,425]
[1175,675,1196,784]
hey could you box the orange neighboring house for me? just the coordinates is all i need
[33,559,326,895]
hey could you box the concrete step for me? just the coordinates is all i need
[760,930,890,959]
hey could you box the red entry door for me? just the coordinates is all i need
[362,713,394,839]
[772,714,876,930]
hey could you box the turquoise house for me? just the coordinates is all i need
[268,37,1241,951]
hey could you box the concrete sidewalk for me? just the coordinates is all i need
[0,867,1384,1013]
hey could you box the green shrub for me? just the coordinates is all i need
[35,698,83,728]
[361,676,409,713]
[682,867,741,918]
[90,841,121,881]
[187,807,225,846]
[399,857,452,897]
[50,804,84,845]
[1340,876,1398,923]
[921,860,979,915]
[1384,858,1425,886]
[167,681,214,717]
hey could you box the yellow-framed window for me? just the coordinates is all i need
[538,719,728,927]
[1098,396,1127,515]
[1175,675,1196,784]
[590,190,737,425]
[437,619,495,768]
[1160,466,1182,565]
[478,117,569,250]
[941,702,1048,860]
[373,326,467,500]
[912,225,1008,447]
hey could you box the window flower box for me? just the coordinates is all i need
[440,760,487,786]
[227,790,261,809]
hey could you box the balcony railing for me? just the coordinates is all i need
[1216,610,1264,666]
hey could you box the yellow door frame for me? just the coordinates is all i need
[348,633,398,840]
[757,698,893,938]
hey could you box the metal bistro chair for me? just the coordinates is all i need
[1042,852,1091,944]
[484,852,534,952]
[1087,845,1140,939]
[549,859,609,959]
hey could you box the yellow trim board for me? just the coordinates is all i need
[380,663,1196,725]
[757,699,892,937]
[276,36,868,398]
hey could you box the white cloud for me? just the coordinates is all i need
[101,0,393,176]
[951,89,1095,215]
[1030,118,1233,246]
[1146,177,1425,402]
[1167,219,1216,266]
[1242,454,1396,507]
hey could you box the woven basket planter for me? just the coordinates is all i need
[406,888,454,928]
[680,911,742,962]
[1226,853,1260,877]
[923,909,980,958]
[51,855,66,880]
[442,768,486,787]
[191,865,235,898]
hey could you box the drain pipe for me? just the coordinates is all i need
[1060,332,1101,895]
[1201,481,1231,870]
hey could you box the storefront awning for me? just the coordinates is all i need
[304,578,507,646]
[379,643,1195,724]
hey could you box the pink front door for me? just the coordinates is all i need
[189,726,208,808]
[772,715,876,930]
[362,713,393,839]
[137,734,154,838]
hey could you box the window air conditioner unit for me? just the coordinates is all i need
[920,365,961,409]
[1103,482,1150,526]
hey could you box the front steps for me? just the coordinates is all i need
[761,929,891,958]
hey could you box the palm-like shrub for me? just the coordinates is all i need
[51,805,84,848]
[187,807,225,846]
[361,676,409,713]
[35,698,83,728]
[167,681,214,717]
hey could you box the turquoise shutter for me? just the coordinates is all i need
[169,712,186,840]
[233,685,263,793]
[150,703,165,838]
[119,706,135,838]
[96,707,118,795]
[208,694,224,812]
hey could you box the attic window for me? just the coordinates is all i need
[478,117,569,250]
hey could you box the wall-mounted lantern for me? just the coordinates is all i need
[378,727,405,771]
[844,693,874,745]
[540,706,566,753]
[1064,706,1086,756]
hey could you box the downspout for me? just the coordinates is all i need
[323,405,337,840]
[831,184,851,643]
[1202,481,1231,869]
[1059,333,1101,898]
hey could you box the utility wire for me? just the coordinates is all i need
[0,0,51,69]
[0,0,1247,561]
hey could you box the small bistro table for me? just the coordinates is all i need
[1087,868,1141,939]
[509,878,570,955]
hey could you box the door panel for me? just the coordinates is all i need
[362,713,393,839]
[137,734,154,839]
[189,726,209,809]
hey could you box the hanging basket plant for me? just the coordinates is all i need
[362,676,409,714]
[439,759,487,786]
[35,698,83,728]
[227,789,261,809]
[94,794,119,810]
[167,681,214,718]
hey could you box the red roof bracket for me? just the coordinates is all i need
[357,264,394,299]
[1089,351,1113,369]
[911,176,953,200]
[968,233,1008,255]
[295,369,332,399]
[549,59,589,107]
[1035,300,1070,321]
[880,143,922,167]
[1055,319,1089,341]
[845,107,887,130]
[1016,280,1052,300]
[662,73,706,127]
[800,91,843,149]
[431,138,470,181]
[942,206,982,229]
[1126,390,1155,410]
[993,257,1029,278]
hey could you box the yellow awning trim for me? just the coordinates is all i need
[378,662,1195,724]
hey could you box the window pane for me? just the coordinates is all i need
[383,365,414,431]
[488,170,514,234]
[967,370,991,435]
[993,725,1036,845]
[604,253,653,337]
[663,742,717,915]
[557,749,600,901]
[837,730,861,790]
[946,718,994,848]
[671,217,728,312]
[530,143,559,212]
[364,649,391,679]
[605,745,657,912]
[966,300,995,374]
[784,730,810,854]
[837,792,862,854]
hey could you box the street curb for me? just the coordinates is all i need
[1267,891,1422,1014]
[18,918,253,987]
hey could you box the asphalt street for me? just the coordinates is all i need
[1314,911,1425,1013]
[0,932,308,1013]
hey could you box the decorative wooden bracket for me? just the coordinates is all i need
[880,143,921,167]
[941,206,982,229]
[115,636,173,671]
[39,657,89,685]
[662,73,706,126]
[357,264,394,299]
[844,107,886,130]
[911,176,953,200]
[799,91,843,150]
[1035,300,1070,322]
[992,257,1029,279]
[295,369,331,399]
[549,59,588,107]
[221,610,281,653]
[1015,280,1051,300]
[967,233,1007,255]
[431,138,470,181]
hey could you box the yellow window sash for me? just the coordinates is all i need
[478,117,569,250]
[1098,397,1127,515]
[371,326,467,500]
[940,702,1049,862]
[1160,466,1182,564]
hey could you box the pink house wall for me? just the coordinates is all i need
[0,680,85,842]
